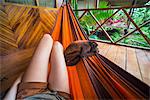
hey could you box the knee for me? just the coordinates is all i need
[53,41,64,50]
[42,34,53,43]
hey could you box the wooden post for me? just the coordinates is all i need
[95,0,97,8]
[88,11,114,43]
[122,9,150,45]
[54,0,57,8]
[35,0,39,6]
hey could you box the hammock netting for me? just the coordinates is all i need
[50,3,149,99]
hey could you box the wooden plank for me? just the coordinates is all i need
[144,50,150,61]
[19,18,41,48]
[0,16,11,29]
[126,47,142,80]
[102,44,112,56]
[7,6,18,21]
[97,42,105,54]
[98,43,111,56]
[0,37,18,48]
[1,4,57,49]
[15,8,39,44]
[39,9,57,30]
[25,20,42,47]
[9,6,20,24]
[29,25,44,47]
[0,26,14,36]
[9,7,27,27]
[114,46,126,70]
[0,34,16,45]
[0,10,8,18]
[1,48,34,74]
[136,49,150,86]
[0,21,12,30]
[0,47,14,56]
[40,22,51,33]
[105,45,118,62]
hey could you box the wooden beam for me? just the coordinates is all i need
[34,0,39,6]
[74,5,150,11]
[88,11,114,43]
[90,39,150,50]
[78,10,87,20]
[127,0,137,29]
[54,0,57,8]
[122,9,150,45]
[95,0,98,8]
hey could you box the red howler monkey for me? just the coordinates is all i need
[64,40,99,66]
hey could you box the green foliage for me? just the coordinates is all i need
[76,1,150,48]
[122,34,150,47]
[111,32,122,41]
[80,1,114,25]
[93,1,113,20]
[71,0,78,17]
[132,8,150,26]
[79,1,113,35]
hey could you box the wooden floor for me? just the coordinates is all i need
[97,42,150,86]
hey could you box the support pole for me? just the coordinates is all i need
[74,5,150,11]
[35,0,39,6]
[95,0,97,8]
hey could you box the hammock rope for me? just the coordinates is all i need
[50,3,149,99]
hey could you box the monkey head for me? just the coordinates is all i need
[89,41,99,53]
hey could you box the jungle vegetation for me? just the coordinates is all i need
[71,0,150,48]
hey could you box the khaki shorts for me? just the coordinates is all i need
[17,82,71,100]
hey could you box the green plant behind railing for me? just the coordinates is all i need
[79,1,113,35]
[71,0,78,17]
[93,1,113,20]
[80,1,113,25]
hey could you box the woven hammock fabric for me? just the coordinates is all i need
[50,3,149,99]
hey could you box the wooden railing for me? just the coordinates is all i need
[74,5,150,49]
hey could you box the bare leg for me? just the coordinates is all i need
[4,73,23,100]
[48,41,70,94]
[22,34,53,82]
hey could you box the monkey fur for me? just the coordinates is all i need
[64,40,99,66]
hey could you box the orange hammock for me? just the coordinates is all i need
[50,3,149,99]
